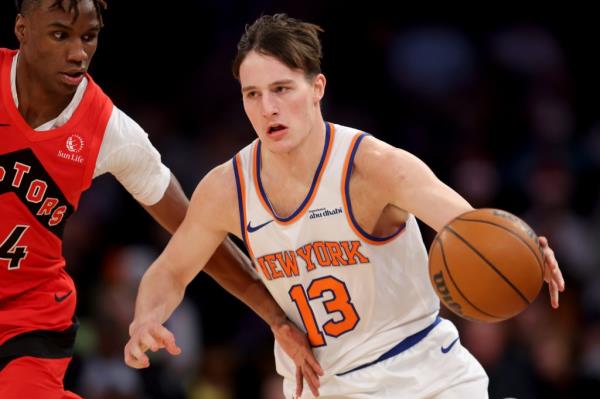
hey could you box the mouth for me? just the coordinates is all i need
[59,70,85,86]
[267,123,288,136]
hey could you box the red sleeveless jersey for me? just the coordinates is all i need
[0,48,113,345]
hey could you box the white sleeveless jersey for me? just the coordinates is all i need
[233,122,440,378]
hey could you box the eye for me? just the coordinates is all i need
[52,31,67,40]
[82,33,98,43]
[274,86,289,93]
[245,91,258,99]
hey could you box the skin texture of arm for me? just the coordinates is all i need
[126,163,323,396]
[142,173,189,234]
[140,171,292,326]
[353,136,564,306]
[126,163,249,353]
[353,136,473,232]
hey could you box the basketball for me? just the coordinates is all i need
[428,208,545,323]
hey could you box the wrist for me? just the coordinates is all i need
[267,313,289,332]
[129,315,161,336]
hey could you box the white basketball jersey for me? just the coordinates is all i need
[233,122,440,379]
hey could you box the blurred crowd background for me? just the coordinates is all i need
[2,2,600,398]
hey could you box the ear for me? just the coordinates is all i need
[312,73,326,104]
[14,14,26,44]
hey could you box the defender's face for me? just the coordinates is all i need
[15,0,100,96]
[239,51,325,154]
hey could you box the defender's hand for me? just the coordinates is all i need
[272,320,324,397]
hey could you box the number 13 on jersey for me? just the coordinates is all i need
[289,275,360,347]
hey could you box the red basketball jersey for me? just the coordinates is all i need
[0,48,113,345]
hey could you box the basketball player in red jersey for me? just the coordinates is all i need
[0,1,321,398]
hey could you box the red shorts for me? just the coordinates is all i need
[0,356,81,399]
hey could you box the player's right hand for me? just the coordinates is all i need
[124,322,181,368]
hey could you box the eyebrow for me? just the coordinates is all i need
[48,21,73,30]
[241,79,295,93]
[48,21,101,32]
[241,85,257,94]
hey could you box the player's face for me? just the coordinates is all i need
[239,51,325,154]
[14,0,100,97]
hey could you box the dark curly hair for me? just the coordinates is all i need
[15,0,107,26]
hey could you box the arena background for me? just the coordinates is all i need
[1,2,600,398]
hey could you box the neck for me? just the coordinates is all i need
[262,119,327,183]
[16,54,73,128]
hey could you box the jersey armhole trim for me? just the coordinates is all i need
[341,133,406,245]
[81,94,113,195]
[232,154,257,264]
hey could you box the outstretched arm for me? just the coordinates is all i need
[355,136,564,307]
[125,163,323,396]
[125,166,229,368]
[354,137,473,232]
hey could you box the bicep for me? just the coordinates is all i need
[95,107,170,205]
[360,138,472,232]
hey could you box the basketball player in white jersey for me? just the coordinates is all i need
[124,14,565,398]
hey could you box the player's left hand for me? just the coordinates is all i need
[539,236,565,308]
[272,319,324,398]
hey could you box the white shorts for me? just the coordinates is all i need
[283,318,488,399]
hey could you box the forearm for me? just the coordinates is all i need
[234,275,288,329]
[204,238,287,328]
[130,258,186,333]
[143,173,189,234]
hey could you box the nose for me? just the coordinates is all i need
[261,92,279,117]
[66,39,88,66]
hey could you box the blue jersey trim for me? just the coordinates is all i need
[336,315,442,376]
[232,156,252,265]
[256,122,331,223]
[344,133,405,242]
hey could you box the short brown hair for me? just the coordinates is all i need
[232,14,324,80]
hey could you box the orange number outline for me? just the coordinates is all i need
[289,275,360,347]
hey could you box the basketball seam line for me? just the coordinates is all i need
[437,237,500,320]
[456,217,544,277]
[446,227,531,305]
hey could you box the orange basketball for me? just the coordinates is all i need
[428,208,544,323]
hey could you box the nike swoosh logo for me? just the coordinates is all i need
[247,220,273,233]
[441,337,459,353]
[54,290,73,303]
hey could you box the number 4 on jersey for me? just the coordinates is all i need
[0,225,29,270]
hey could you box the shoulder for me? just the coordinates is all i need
[191,161,238,209]
[188,160,240,232]
[106,106,144,135]
[0,48,16,59]
[353,135,402,176]
[101,106,156,153]
[96,106,161,172]
[351,134,430,191]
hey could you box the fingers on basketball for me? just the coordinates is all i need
[429,208,544,322]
